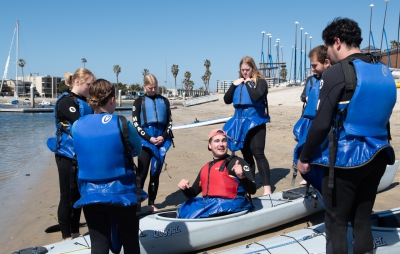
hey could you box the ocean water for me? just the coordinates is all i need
[0,109,132,190]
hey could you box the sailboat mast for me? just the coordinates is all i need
[15,20,19,98]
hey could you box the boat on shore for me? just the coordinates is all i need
[216,207,400,254]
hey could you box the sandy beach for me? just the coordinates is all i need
[3,86,400,253]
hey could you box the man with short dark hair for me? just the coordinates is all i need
[177,129,256,219]
[296,17,396,254]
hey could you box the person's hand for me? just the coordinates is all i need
[233,78,245,86]
[149,137,158,145]
[244,78,252,83]
[178,179,190,190]
[153,136,164,146]
[296,160,310,174]
[232,160,245,179]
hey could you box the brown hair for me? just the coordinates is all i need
[64,68,95,88]
[239,56,264,88]
[308,45,328,64]
[88,79,115,107]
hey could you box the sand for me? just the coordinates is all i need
[3,86,400,253]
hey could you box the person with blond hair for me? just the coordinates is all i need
[72,78,147,253]
[46,68,95,240]
[132,73,174,212]
[222,56,271,195]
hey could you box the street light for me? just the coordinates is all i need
[261,31,266,76]
[294,21,298,83]
[369,4,374,53]
[276,39,280,83]
[309,36,312,69]
[268,34,272,77]
[380,0,390,57]
[299,27,304,82]
[304,32,308,79]
[290,46,294,84]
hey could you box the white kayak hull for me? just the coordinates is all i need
[172,116,231,130]
[14,161,398,254]
[216,207,400,254]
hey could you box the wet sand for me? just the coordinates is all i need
[3,86,400,253]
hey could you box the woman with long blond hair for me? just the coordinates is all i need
[222,56,272,195]
[46,68,95,240]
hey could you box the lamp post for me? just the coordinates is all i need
[261,31,266,76]
[276,39,280,83]
[299,27,303,82]
[268,35,272,77]
[294,21,298,83]
[380,0,390,57]
[309,36,312,69]
[304,32,308,79]
[290,46,294,84]
[369,4,374,53]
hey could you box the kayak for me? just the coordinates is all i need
[172,116,231,130]
[13,161,398,254]
[215,207,400,254]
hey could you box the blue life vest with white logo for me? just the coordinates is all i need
[72,114,148,208]
[140,96,167,127]
[223,81,270,152]
[311,59,396,168]
[305,76,317,99]
[46,92,93,159]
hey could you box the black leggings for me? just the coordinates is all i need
[83,204,140,254]
[323,151,387,254]
[241,124,270,186]
[55,155,82,239]
[137,147,160,205]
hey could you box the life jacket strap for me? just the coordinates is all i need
[118,115,142,216]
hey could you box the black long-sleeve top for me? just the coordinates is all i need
[56,91,88,125]
[299,53,372,163]
[132,94,172,142]
[181,155,257,198]
[224,79,268,105]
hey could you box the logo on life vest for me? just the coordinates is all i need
[69,106,76,113]
[132,106,136,111]
[153,226,181,238]
[319,79,324,90]
[102,114,112,124]
[243,165,250,171]
[382,66,388,76]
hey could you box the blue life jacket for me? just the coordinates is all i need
[140,96,167,126]
[72,114,148,208]
[311,59,396,168]
[223,81,270,151]
[139,96,172,176]
[46,92,93,159]
[304,76,317,98]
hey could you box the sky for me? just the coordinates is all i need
[1,0,399,92]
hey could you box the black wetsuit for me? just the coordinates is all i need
[54,91,86,239]
[299,53,389,254]
[224,79,271,187]
[181,155,257,198]
[132,94,172,206]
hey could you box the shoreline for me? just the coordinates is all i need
[3,86,400,253]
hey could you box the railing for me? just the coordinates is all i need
[183,94,219,107]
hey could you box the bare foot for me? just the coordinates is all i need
[299,180,307,185]
[148,205,159,213]
[62,237,72,241]
[263,185,272,196]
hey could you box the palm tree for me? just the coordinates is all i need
[18,59,26,95]
[280,68,288,80]
[183,71,191,92]
[390,40,400,49]
[142,69,150,77]
[201,74,207,87]
[204,59,211,91]
[113,65,121,85]
[81,58,87,68]
[171,64,179,92]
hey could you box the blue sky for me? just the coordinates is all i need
[1,0,399,92]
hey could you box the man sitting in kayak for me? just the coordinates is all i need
[177,129,256,219]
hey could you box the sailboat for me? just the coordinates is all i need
[0,20,34,109]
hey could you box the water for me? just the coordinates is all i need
[0,109,133,190]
